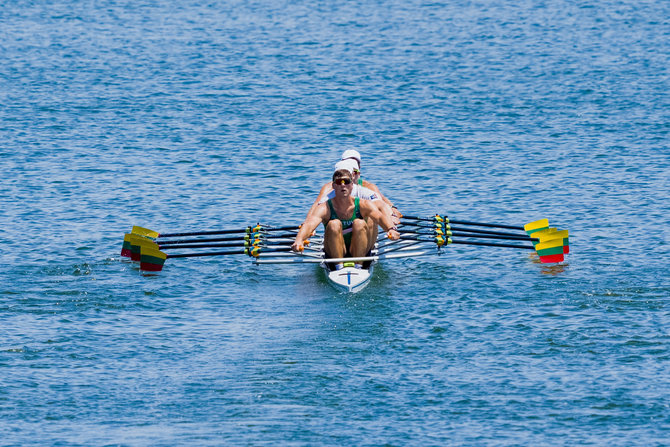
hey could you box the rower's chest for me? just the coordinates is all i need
[332,202,355,220]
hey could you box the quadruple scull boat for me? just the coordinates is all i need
[121,216,569,293]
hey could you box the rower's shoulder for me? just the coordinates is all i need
[318,181,332,194]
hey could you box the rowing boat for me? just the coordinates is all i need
[122,215,569,293]
[322,260,375,293]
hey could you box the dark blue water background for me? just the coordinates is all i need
[1,0,668,445]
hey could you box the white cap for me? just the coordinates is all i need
[334,159,358,174]
[340,149,361,165]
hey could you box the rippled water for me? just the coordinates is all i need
[1,0,668,445]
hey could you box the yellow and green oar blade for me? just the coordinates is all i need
[140,247,168,272]
[132,226,160,239]
[126,234,159,261]
[524,218,550,236]
[122,233,157,258]
[532,228,570,254]
[535,237,565,263]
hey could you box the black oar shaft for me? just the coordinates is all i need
[401,215,524,231]
[449,219,524,231]
[451,240,534,250]
[159,229,248,238]
[161,240,295,250]
[398,227,532,241]
[158,225,300,238]
[451,232,532,241]
[450,226,530,238]
[167,250,247,258]
[157,233,300,246]
[161,242,247,250]
[166,247,293,259]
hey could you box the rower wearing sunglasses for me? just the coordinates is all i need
[307,150,400,225]
[292,167,400,270]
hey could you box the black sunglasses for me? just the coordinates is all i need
[334,178,352,185]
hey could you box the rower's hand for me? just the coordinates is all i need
[387,229,400,240]
[291,240,305,252]
[391,208,402,225]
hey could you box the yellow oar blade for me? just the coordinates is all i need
[524,218,549,235]
[532,228,570,253]
[132,226,160,239]
[140,247,167,272]
[126,234,159,261]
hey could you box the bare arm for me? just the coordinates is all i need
[306,182,333,218]
[292,203,328,251]
[362,180,401,219]
[359,200,400,240]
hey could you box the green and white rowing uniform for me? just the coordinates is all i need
[327,197,363,246]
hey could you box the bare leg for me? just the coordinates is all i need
[324,220,345,261]
[349,218,369,258]
[365,217,378,254]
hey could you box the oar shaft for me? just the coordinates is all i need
[451,232,532,241]
[450,226,530,238]
[158,225,300,238]
[160,239,295,250]
[167,250,246,258]
[398,228,532,241]
[449,219,524,231]
[166,247,293,259]
[159,229,248,238]
[401,215,524,231]
[451,240,534,250]
[158,232,301,246]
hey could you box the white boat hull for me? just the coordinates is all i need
[322,262,375,293]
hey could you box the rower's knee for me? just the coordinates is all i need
[326,219,343,234]
[352,218,367,232]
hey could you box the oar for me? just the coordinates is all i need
[122,229,309,258]
[139,245,295,271]
[155,232,304,246]
[124,232,310,259]
[402,221,540,239]
[400,233,565,263]
[402,215,554,233]
[397,225,541,242]
[131,224,301,239]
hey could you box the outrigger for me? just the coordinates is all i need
[120,215,570,293]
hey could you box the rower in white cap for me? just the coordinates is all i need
[339,149,402,221]
[292,165,400,270]
[307,150,401,225]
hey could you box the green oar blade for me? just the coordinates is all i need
[121,233,133,257]
[127,234,159,261]
[535,238,565,263]
[140,247,167,271]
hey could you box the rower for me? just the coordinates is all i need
[340,149,402,222]
[292,167,400,270]
[306,159,384,249]
[308,152,400,225]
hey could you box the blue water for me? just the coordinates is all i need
[1,0,668,445]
